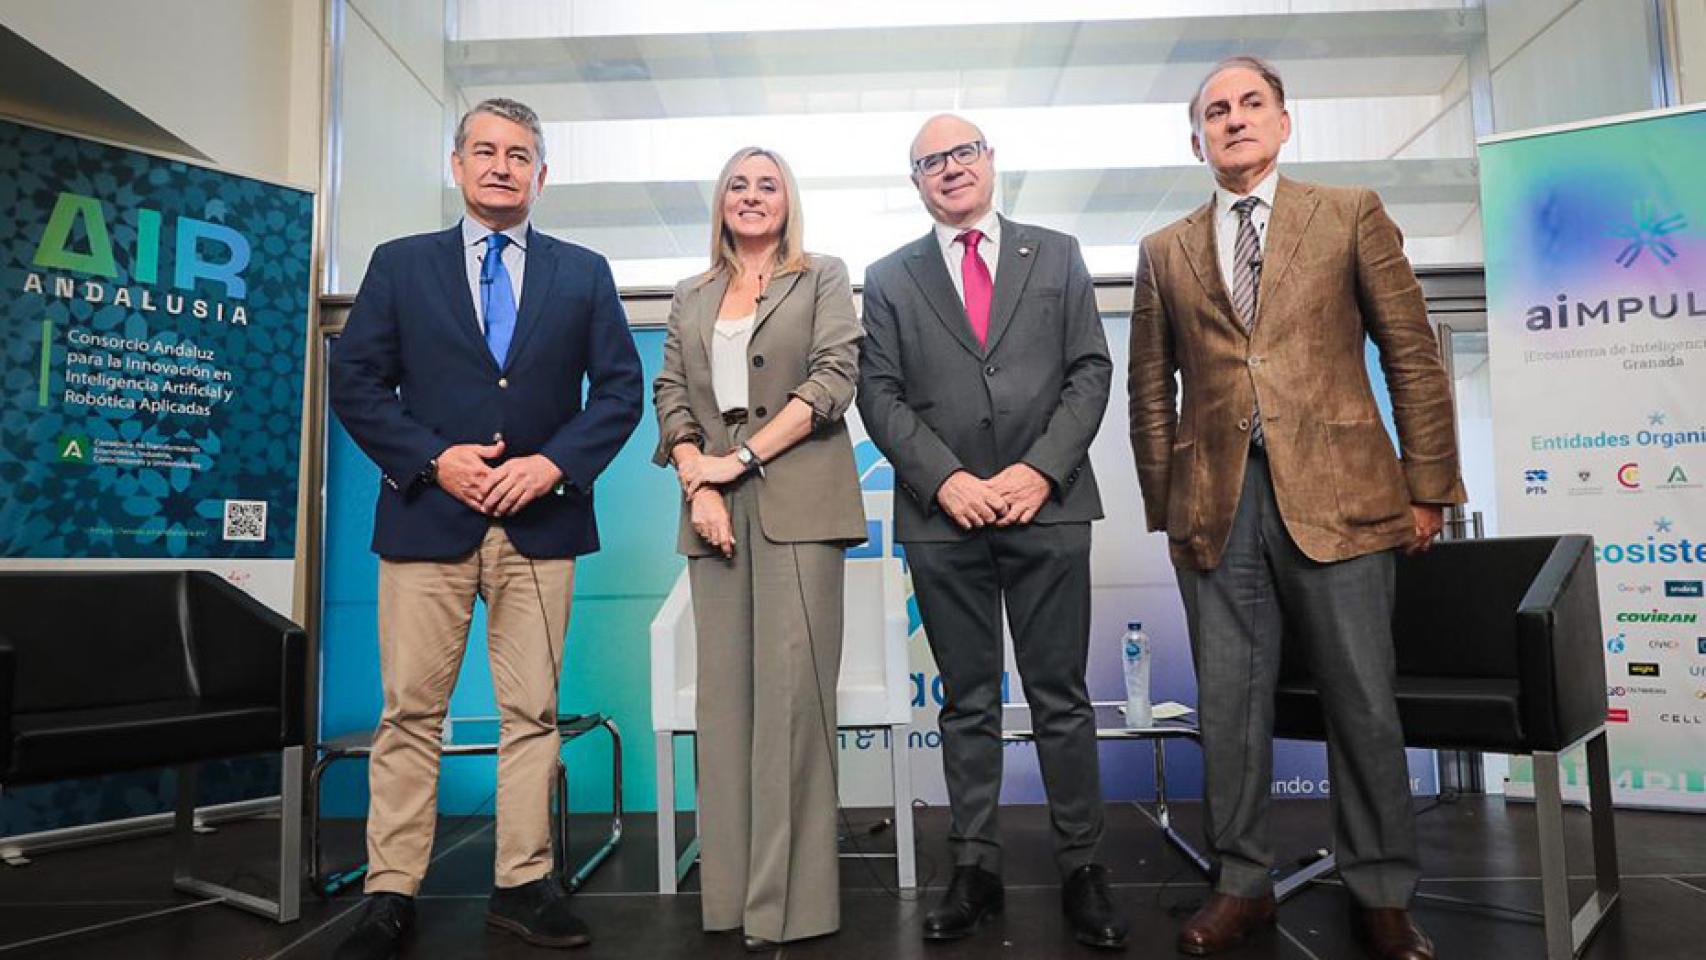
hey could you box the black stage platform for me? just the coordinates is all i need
[2,798,1704,958]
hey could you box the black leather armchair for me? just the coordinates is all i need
[1273,535,1617,959]
[0,570,306,931]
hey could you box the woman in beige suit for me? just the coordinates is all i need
[652,146,866,950]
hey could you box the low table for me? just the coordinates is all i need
[1001,700,1210,875]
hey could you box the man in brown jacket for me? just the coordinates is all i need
[1129,57,1465,960]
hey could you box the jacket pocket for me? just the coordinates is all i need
[1323,419,1410,525]
[1165,439,1197,542]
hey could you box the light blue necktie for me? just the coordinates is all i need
[481,232,517,366]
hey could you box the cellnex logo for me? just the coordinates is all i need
[1665,580,1704,597]
[1616,609,1699,624]
[22,191,251,324]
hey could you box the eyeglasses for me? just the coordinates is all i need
[911,140,986,177]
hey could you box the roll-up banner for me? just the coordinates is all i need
[1481,104,1706,809]
[0,118,313,616]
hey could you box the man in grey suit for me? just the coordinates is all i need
[857,114,1126,951]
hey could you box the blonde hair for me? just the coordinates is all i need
[701,147,809,285]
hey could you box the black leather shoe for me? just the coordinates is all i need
[923,864,1004,942]
[1063,864,1128,950]
[486,877,591,948]
[743,934,778,952]
[335,893,414,960]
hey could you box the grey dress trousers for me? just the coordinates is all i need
[652,256,867,942]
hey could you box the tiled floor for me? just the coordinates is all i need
[1,797,1703,958]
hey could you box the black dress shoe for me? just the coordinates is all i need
[487,877,591,948]
[743,934,778,952]
[335,893,414,960]
[923,864,1004,942]
[1063,864,1128,950]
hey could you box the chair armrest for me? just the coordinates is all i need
[0,639,14,776]
[649,570,693,733]
[185,573,307,747]
[1515,535,1607,751]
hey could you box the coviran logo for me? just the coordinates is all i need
[20,191,251,325]
[1616,610,1699,624]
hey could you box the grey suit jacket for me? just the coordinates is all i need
[857,216,1111,543]
[653,254,868,556]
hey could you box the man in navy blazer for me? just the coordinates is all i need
[329,98,642,959]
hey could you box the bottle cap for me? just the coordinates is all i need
[1127,621,1141,631]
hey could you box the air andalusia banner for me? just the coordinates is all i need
[0,119,313,612]
[1481,105,1706,810]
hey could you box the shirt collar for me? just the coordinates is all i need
[1214,167,1280,218]
[934,208,1002,255]
[462,217,530,252]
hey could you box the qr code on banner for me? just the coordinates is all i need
[223,499,268,542]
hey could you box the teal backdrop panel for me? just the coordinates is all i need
[320,327,681,816]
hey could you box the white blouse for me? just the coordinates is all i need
[711,312,755,413]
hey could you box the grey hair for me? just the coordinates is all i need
[454,97,547,164]
[1187,56,1286,131]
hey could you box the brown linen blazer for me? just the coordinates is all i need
[652,254,868,557]
[1129,176,1467,571]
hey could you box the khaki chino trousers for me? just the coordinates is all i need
[689,475,845,943]
[365,524,574,896]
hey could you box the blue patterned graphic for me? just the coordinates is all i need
[0,120,313,558]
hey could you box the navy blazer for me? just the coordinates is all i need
[329,224,644,560]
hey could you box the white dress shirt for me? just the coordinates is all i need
[711,312,755,413]
[1212,168,1278,294]
[460,217,528,332]
[933,208,1002,305]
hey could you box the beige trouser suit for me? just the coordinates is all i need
[365,525,573,895]
[653,255,867,942]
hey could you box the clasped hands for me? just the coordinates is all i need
[936,464,1051,530]
[433,439,562,518]
[674,445,744,558]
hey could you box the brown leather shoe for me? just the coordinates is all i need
[1176,892,1277,955]
[1353,908,1435,960]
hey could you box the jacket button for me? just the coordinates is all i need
[754,406,767,418]
[493,431,504,442]
[1247,357,1260,368]
[1237,418,1250,431]
[985,365,998,376]
[752,355,765,368]
[498,377,509,388]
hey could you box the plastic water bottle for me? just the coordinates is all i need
[1122,622,1152,728]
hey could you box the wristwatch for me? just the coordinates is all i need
[735,443,764,475]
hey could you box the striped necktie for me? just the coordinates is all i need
[1230,197,1264,447]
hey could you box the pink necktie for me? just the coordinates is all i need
[957,228,992,347]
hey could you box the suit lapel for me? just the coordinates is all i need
[501,226,558,370]
[436,226,495,369]
[983,216,1036,356]
[1176,197,1244,339]
[901,232,983,359]
[695,271,730,362]
[752,269,802,336]
[1255,177,1320,324]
